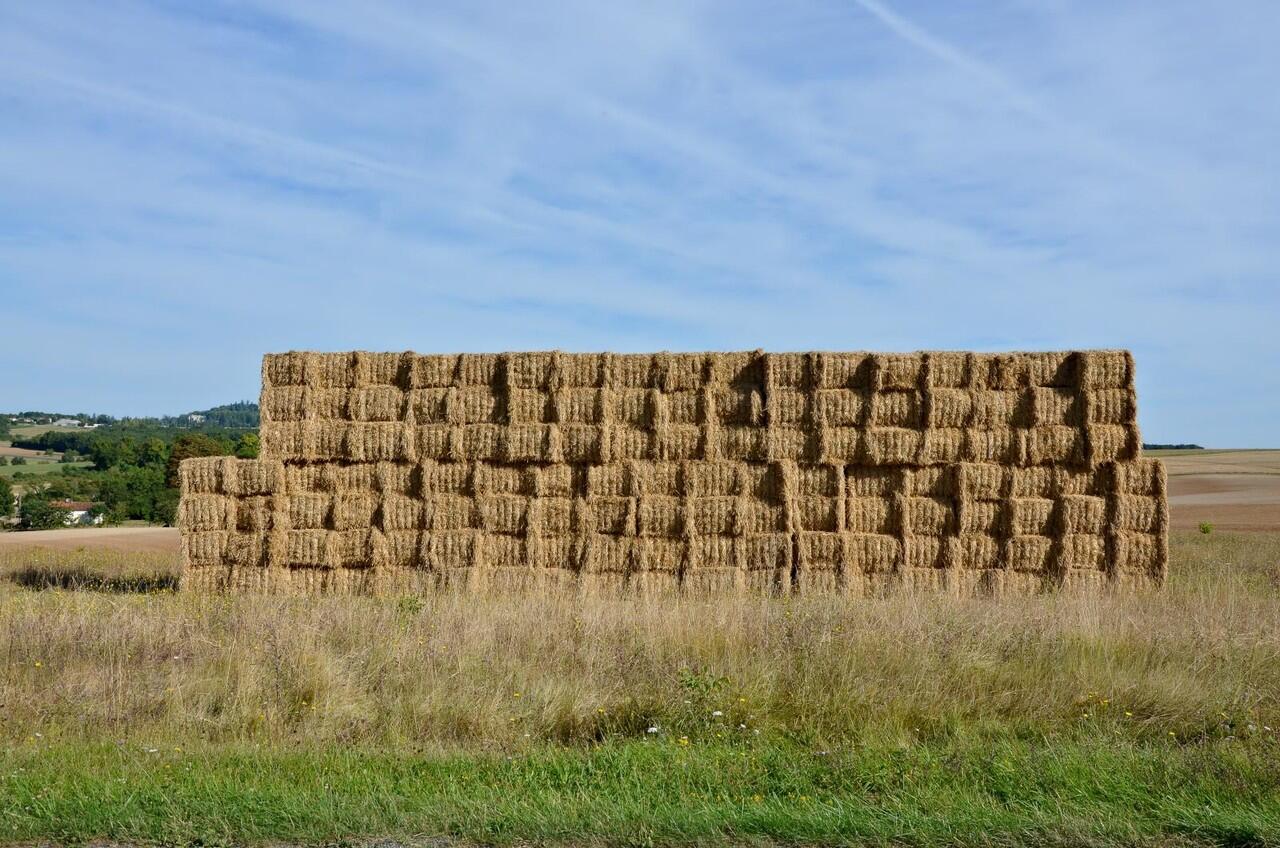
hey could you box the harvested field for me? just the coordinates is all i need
[1157,448,1280,475]
[1158,450,1280,532]
[0,444,53,459]
[0,527,179,553]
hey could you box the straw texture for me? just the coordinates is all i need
[179,350,1164,595]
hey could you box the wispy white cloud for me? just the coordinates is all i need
[0,0,1276,444]
[850,0,1058,124]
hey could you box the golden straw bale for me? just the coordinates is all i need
[903,537,946,569]
[1078,350,1133,390]
[988,570,1047,597]
[915,430,965,465]
[347,386,406,421]
[1011,498,1055,536]
[183,530,228,568]
[1088,424,1137,464]
[1114,494,1163,533]
[260,385,306,422]
[332,493,378,531]
[959,501,1001,535]
[287,530,329,567]
[224,532,265,568]
[178,494,234,532]
[865,428,922,465]
[1062,534,1107,570]
[306,352,358,388]
[233,496,278,533]
[288,494,331,530]
[949,534,1001,570]
[262,351,307,387]
[312,421,345,461]
[353,351,409,387]
[1008,535,1052,572]
[304,387,349,419]
[1025,351,1077,387]
[179,457,225,495]
[410,354,459,388]
[225,458,284,496]
[1060,495,1106,535]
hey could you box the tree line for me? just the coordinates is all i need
[3,430,259,530]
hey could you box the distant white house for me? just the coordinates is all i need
[48,500,104,526]
[187,413,206,423]
[52,418,80,427]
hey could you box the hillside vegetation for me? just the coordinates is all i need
[0,404,258,527]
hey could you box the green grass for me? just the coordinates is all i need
[6,424,83,439]
[4,735,1278,846]
[0,460,91,478]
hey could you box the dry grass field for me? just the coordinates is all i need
[0,527,1277,844]
[1,531,1278,745]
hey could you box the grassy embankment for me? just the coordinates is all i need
[1,532,1277,845]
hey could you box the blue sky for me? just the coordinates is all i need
[1,1,1277,445]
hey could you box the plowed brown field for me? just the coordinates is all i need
[1159,449,1280,531]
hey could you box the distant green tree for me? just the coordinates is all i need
[115,437,139,468]
[11,457,27,466]
[89,502,115,526]
[140,437,169,468]
[166,433,233,487]
[39,476,98,504]
[154,487,180,526]
[89,439,120,469]
[0,476,13,517]
[235,433,261,459]
[19,496,69,530]
[98,465,169,523]
[0,456,9,466]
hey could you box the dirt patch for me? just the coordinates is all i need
[0,527,180,553]
[1166,464,1280,532]
[0,445,56,459]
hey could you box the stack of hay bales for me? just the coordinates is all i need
[178,350,1167,595]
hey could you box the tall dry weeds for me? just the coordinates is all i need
[1,531,1276,749]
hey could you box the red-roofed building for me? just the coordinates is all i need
[48,500,104,526]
